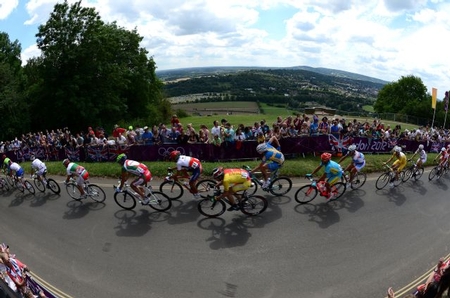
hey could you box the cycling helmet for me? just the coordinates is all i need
[116,153,127,164]
[212,167,224,180]
[3,157,10,165]
[321,152,332,162]
[30,155,35,161]
[348,144,357,152]
[393,146,402,153]
[418,144,424,150]
[62,158,70,167]
[256,143,268,154]
[441,147,446,152]
[169,150,181,161]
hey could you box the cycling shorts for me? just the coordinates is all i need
[327,175,341,186]
[189,167,201,183]
[15,168,24,178]
[267,161,282,172]
[393,160,407,171]
[229,179,252,193]
[76,170,89,185]
[132,170,151,186]
[353,161,365,172]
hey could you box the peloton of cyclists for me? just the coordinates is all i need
[211,167,252,211]
[383,146,407,188]
[308,152,343,200]
[168,150,202,199]
[338,144,365,188]
[251,143,284,189]
[116,153,152,205]
[63,158,89,200]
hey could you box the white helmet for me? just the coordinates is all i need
[418,144,424,150]
[348,144,356,152]
[256,143,268,154]
[441,147,446,152]
[393,146,402,153]
[30,155,35,161]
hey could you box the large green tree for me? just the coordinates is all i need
[0,33,29,140]
[26,0,170,131]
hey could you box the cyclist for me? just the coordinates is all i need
[338,144,365,187]
[2,154,10,172]
[251,143,284,188]
[211,167,251,211]
[308,152,343,200]
[30,154,48,185]
[116,153,152,205]
[408,144,427,170]
[433,147,449,170]
[168,150,202,199]
[63,158,89,199]
[383,146,407,188]
[5,159,25,183]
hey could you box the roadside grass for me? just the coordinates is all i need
[20,153,440,179]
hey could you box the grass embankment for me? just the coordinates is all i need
[19,153,440,179]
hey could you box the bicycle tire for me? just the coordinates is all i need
[329,182,346,201]
[87,184,106,203]
[47,179,61,194]
[393,172,404,186]
[241,178,258,196]
[240,195,268,216]
[413,168,424,181]
[24,180,35,194]
[402,168,413,182]
[375,172,390,190]
[295,185,318,204]
[6,175,14,187]
[114,191,136,210]
[0,178,9,191]
[196,179,217,198]
[66,182,82,200]
[146,191,172,212]
[197,198,226,218]
[34,178,46,192]
[268,177,292,196]
[16,180,24,193]
[351,172,366,189]
[159,180,184,200]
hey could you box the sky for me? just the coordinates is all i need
[1,0,450,99]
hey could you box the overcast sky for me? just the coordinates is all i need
[1,0,450,99]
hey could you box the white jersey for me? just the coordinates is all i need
[352,151,365,165]
[415,148,427,160]
[31,159,47,172]
[9,162,21,172]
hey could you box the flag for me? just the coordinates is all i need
[445,91,449,112]
[432,88,437,109]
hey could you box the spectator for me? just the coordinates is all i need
[167,127,180,144]
[141,126,154,145]
[199,124,210,142]
[198,129,209,144]
[126,126,137,144]
[171,114,180,128]
[223,122,235,146]
[177,130,189,144]
[318,117,329,134]
[112,124,126,143]
[211,134,222,146]
[187,130,199,144]
[211,120,222,138]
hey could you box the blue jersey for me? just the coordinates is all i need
[321,160,343,178]
[262,144,284,165]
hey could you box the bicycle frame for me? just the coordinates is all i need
[164,168,192,191]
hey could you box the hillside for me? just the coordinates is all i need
[158,66,386,114]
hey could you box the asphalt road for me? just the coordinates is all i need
[1,172,449,298]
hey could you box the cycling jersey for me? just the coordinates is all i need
[261,144,285,171]
[392,152,407,171]
[31,159,47,175]
[66,162,89,181]
[9,162,24,178]
[176,155,202,182]
[320,160,343,185]
[415,148,427,162]
[222,168,251,192]
[351,151,366,171]
[122,159,151,183]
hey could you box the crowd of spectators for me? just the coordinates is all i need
[0,113,445,160]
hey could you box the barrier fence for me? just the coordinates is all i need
[2,135,445,163]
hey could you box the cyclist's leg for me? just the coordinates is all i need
[131,176,146,200]
[189,168,201,194]
[75,176,86,196]
[326,176,340,198]
[231,181,250,203]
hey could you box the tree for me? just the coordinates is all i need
[27,0,170,131]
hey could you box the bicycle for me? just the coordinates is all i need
[375,165,404,190]
[402,160,424,182]
[294,175,346,204]
[0,176,10,191]
[32,173,61,194]
[114,181,172,211]
[65,178,106,203]
[342,170,367,190]
[159,168,216,200]
[197,188,268,218]
[13,175,35,194]
[428,163,448,181]
[242,165,292,196]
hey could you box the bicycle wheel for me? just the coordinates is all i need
[329,182,346,201]
[24,181,35,194]
[46,179,61,194]
[375,173,390,190]
[114,191,136,210]
[240,195,268,216]
[413,168,424,181]
[294,185,318,204]
[393,172,404,187]
[351,172,366,189]
[6,175,14,187]
[402,168,413,182]
[34,178,46,192]
[87,184,106,203]
[196,179,217,198]
[146,191,172,212]
[159,180,183,200]
[16,180,24,193]
[269,177,292,196]
[0,178,9,191]
[197,198,226,218]
[241,178,258,196]
[66,182,82,200]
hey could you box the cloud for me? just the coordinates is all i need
[0,0,18,20]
